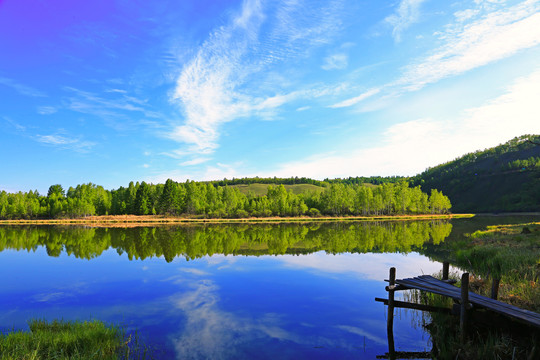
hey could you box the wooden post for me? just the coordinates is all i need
[491,278,500,300]
[387,267,396,360]
[442,262,449,280]
[460,272,469,342]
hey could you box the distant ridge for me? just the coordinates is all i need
[411,135,540,213]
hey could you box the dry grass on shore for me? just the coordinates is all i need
[0,213,471,227]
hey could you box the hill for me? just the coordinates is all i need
[411,135,540,213]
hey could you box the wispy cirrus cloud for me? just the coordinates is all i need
[37,106,58,115]
[397,0,540,91]
[64,86,162,131]
[170,0,265,155]
[35,133,96,153]
[3,116,27,132]
[329,0,540,110]
[328,88,380,108]
[0,77,46,97]
[170,0,346,157]
[3,115,95,153]
[385,0,427,42]
[321,53,348,70]
[66,87,147,113]
[180,157,212,166]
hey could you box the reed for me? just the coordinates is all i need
[0,319,151,360]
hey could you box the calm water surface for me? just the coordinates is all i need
[0,217,536,359]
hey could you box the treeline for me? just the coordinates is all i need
[209,175,404,187]
[324,176,405,185]
[0,180,451,220]
[210,176,326,187]
[0,221,453,261]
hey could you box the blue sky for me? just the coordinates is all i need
[1,0,539,193]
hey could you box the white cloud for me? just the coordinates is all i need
[454,9,480,23]
[145,162,245,185]
[178,268,211,276]
[330,1,540,111]
[328,88,381,108]
[171,279,297,359]
[0,77,46,97]
[202,163,243,181]
[170,0,266,155]
[398,0,540,91]
[267,68,540,178]
[37,106,58,115]
[253,92,301,111]
[3,117,26,132]
[335,325,387,345]
[105,88,128,94]
[180,157,212,166]
[37,135,72,145]
[66,87,147,112]
[385,0,427,42]
[35,133,96,153]
[279,252,443,281]
[64,86,160,131]
[456,67,540,142]
[322,53,348,70]
[170,0,346,156]
[33,292,72,303]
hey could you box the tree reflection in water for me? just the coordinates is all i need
[0,221,452,261]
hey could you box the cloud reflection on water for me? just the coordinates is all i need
[335,325,387,345]
[170,278,299,359]
[276,251,443,281]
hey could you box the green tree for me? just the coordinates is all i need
[47,184,65,198]
[135,182,151,215]
[159,179,180,215]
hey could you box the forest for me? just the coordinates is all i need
[411,134,540,212]
[0,179,451,220]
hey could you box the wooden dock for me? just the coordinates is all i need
[376,265,540,359]
[394,274,540,329]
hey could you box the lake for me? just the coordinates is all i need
[0,216,536,359]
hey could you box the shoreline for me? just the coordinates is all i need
[0,213,474,227]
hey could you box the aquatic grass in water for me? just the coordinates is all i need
[458,222,540,311]
[0,319,150,360]
[464,224,539,274]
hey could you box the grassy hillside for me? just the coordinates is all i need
[230,183,325,196]
[412,135,540,213]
